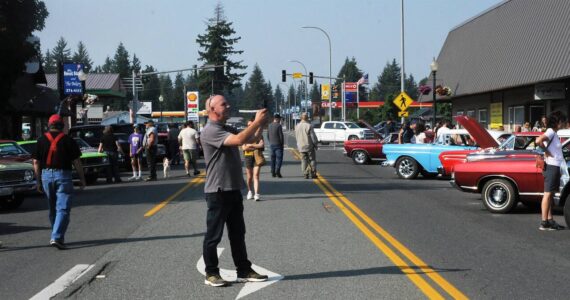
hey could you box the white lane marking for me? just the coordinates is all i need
[30,264,94,300]
[196,248,284,299]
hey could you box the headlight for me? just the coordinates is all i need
[102,157,109,164]
[24,170,34,181]
[451,172,455,179]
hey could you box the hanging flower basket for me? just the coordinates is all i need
[435,85,452,97]
[419,85,432,95]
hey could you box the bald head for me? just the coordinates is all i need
[207,94,230,122]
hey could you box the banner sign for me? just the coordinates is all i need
[344,82,357,103]
[63,63,84,95]
[186,91,199,122]
[535,83,565,100]
[321,84,330,101]
[136,102,152,115]
[490,102,503,129]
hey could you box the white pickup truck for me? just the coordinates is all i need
[314,121,375,143]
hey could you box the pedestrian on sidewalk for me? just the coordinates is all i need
[143,120,158,181]
[536,111,567,231]
[128,125,143,180]
[167,123,180,165]
[98,126,124,183]
[295,113,318,179]
[32,114,85,250]
[243,118,265,201]
[201,94,269,287]
[178,120,201,176]
[267,114,284,178]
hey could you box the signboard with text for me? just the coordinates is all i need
[321,84,330,101]
[344,82,357,103]
[490,102,503,129]
[63,63,84,95]
[186,91,199,122]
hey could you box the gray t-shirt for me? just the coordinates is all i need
[201,121,245,193]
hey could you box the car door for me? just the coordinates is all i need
[335,123,347,141]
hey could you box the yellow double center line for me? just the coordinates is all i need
[290,149,467,299]
[144,176,205,217]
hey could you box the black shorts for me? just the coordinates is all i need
[544,164,561,192]
[244,156,254,169]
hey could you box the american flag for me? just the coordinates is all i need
[357,73,369,85]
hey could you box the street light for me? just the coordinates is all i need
[302,25,332,122]
[289,60,309,113]
[159,95,164,122]
[430,57,438,127]
[78,69,88,125]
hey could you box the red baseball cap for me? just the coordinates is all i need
[48,114,64,125]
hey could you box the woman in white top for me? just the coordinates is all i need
[413,121,427,144]
[536,111,567,231]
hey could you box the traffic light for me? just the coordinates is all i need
[281,70,286,82]
[309,72,313,84]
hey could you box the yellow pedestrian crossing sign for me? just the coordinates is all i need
[398,111,409,117]
[393,92,413,111]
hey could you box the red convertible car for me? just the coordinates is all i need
[344,132,399,164]
[451,139,570,224]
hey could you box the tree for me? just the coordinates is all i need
[370,59,401,101]
[141,65,160,107]
[158,74,173,115]
[274,85,285,114]
[242,64,271,113]
[43,48,56,73]
[72,41,93,71]
[131,53,141,74]
[112,42,131,78]
[100,56,113,73]
[171,73,185,111]
[405,74,418,99]
[51,36,71,66]
[196,3,247,102]
[226,86,244,116]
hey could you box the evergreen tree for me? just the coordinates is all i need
[131,53,141,74]
[242,64,271,112]
[370,59,401,101]
[72,41,93,71]
[172,73,185,111]
[112,42,131,78]
[43,48,56,73]
[405,74,418,99]
[274,85,285,114]
[51,37,71,65]
[141,65,160,106]
[227,85,244,116]
[196,3,247,102]
[101,56,113,73]
[158,75,174,115]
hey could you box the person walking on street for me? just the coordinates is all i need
[98,126,124,183]
[128,125,143,180]
[295,113,318,179]
[143,120,158,181]
[32,114,85,249]
[201,94,269,287]
[167,124,180,165]
[178,121,201,177]
[536,111,567,231]
[267,114,284,178]
[243,119,265,201]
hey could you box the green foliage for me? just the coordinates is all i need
[112,42,131,78]
[43,49,56,73]
[274,85,285,113]
[51,37,71,64]
[370,59,400,101]
[438,102,452,120]
[171,73,185,111]
[140,65,160,106]
[131,54,141,74]
[0,0,49,112]
[335,57,367,101]
[196,3,246,99]
[72,41,93,71]
[242,64,272,115]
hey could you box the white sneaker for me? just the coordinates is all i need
[246,191,253,200]
[135,176,142,181]
[254,194,260,201]
[127,176,137,181]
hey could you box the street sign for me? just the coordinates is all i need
[135,102,152,115]
[292,72,303,79]
[63,63,84,95]
[187,91,199,121]
[393,91,413,111]
[344,82,357,92]
[398,111,409,117]
[321,84,330,100]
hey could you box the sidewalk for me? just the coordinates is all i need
[56,146,423,300]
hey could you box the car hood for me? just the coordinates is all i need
[0,159,33,170]
[454,115,499,149]
[345,139,382,145]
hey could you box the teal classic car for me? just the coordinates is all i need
[17,138,110,184]
[381,116,504,179]
[0,159,36,209]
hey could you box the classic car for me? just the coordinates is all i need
[0,140,32,162]
[451,139,570,218]
[381,116,504,179]
[344,132,399,164]
[0,159,36,209]
[18,138,110,185]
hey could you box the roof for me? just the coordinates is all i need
[44,73,126,98]
[425,0,570,99]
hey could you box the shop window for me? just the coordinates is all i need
[456,110,464,116]
[508,106,524,131]
[478,109,488,127]
[467,110,475,118]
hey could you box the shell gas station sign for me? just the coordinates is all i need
[187,91,199,122]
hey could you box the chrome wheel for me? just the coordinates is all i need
[348,135,358,140]
[396,157,419,179]
[487,185,508,209]
[482,179,517,213]
[352,151,369,165]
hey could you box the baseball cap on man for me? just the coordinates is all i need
[48,114,64,125]
[274,113,281,119]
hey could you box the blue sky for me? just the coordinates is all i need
[36,0,502,89]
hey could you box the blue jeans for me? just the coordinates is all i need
[270,145,284,175]
[41,169,74,242]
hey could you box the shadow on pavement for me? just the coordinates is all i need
[0,222,50,235]
[283,265,470,281]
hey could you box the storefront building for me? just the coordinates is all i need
[425,0,570,131]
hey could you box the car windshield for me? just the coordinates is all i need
[345,122,360,129]
[499,135,539,150]
[73,138,91,148]
[0,142,28,157]
[156,124,169,133]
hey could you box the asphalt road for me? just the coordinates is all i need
[2,131,570,299]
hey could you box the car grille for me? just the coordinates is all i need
[0,170,25,184]
[82,157,104,165]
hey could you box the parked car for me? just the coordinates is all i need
[381,116,504,179]
[450,137,570,215]
[314,121,376,143]
[0,140,32,162]
[17,139,111,185]
[344,133,399,164]
[0,159,36,209]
